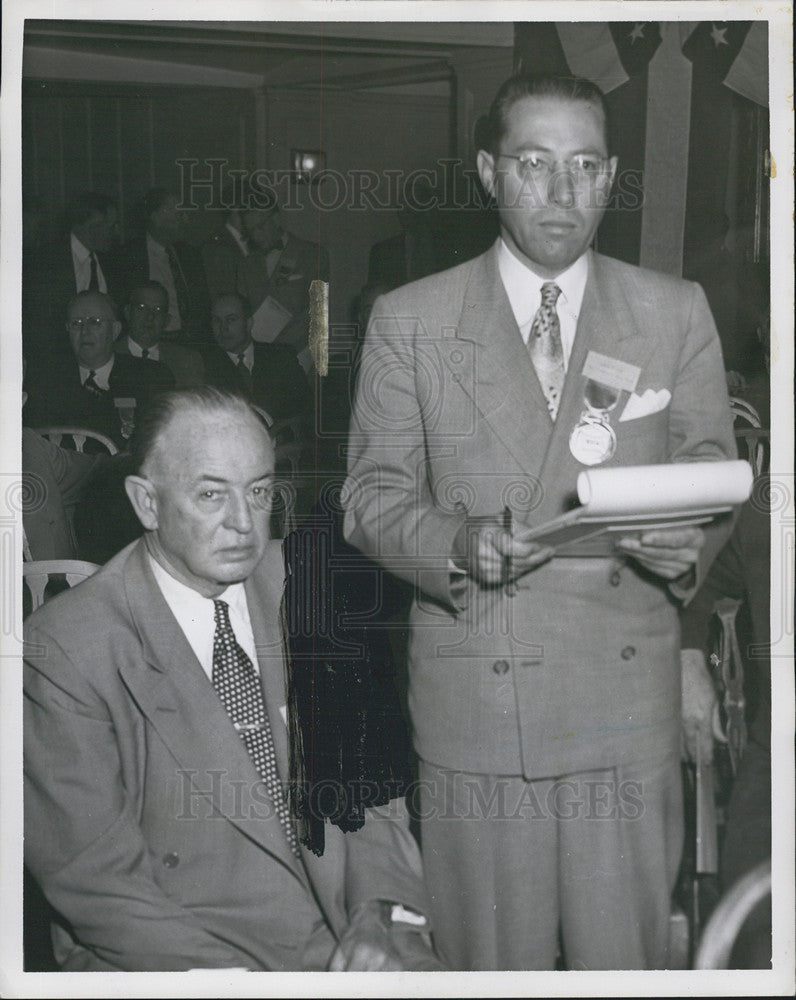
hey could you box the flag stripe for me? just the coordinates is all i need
[556,23,629,93]
[723,20,768,107]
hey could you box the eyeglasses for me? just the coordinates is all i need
[67,316,111,332]
[497,152,611,185]
[131,303,166,316]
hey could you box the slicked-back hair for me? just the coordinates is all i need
[481,73,611,156]
[128,386,270,475]
[66,289,120,321]
[127,280,169,311]
[67,191,116,229]
[211,291,253,319]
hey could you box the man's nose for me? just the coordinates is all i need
[548,167,576,208]
[226,492,253,534]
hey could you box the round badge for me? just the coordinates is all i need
[569,418,617,466]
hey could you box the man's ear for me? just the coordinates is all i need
[476,149,497,199]
[605,155,619,190]
[125,475,159,531]
[111,319,123,341]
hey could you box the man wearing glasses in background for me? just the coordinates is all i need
[344,74,736,970]
[116,281,206,389]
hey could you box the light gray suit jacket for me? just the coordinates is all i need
[344,243,736,779]
[24,539,429,970]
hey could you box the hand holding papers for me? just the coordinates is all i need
[514,460,753,558]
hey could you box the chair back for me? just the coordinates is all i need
[33,426,119,456]
[729,397,768,477]
[23,560,100,613]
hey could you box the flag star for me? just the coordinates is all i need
[629,23,646,44]
[710,23,729,46]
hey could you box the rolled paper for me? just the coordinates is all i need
[576,460,753,516]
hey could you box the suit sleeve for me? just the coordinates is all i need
[343,295,465,607]
[24,625,252,971]
[666,280,738,601]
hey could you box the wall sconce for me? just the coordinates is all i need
[291,149,326,183]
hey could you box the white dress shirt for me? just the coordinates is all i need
[78,356,115,390]
[148,553,258,679]
[126,336,160,362]
[226,340,255,372]
[146,233,182,333]
[496,238,589,369]
[71,233,108,293]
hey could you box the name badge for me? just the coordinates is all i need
[582,351,641,394]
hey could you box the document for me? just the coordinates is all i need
[515,460,753,556]
[250,294,293,343]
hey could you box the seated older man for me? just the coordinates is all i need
[24,290,174,449]
[24,386,443,972]
[116,280,205,388]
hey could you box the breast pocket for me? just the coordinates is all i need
[614,407,670,465]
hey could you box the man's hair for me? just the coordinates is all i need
[67,191,116,229]
[142,187,173,221]
[128,386,269,475]
[211,291,252,319]
[66,289,120,321]
[482,73,610,155]
[127,280,169,310]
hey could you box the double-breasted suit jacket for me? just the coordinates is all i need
[344,243,737,780]
[24,540,429,970]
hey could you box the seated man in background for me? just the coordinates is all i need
[237,192,329,375]
[201,185,250,300]
[201,292,313,427]
[24,291,174,449]
[116,280,205,388]
[24,387,442,972]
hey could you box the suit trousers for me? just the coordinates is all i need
[416,753,683,970]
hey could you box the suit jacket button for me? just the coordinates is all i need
[610,570,622,587]
[621,646,636,660]
[162,852,180,868]
[492,659,509,675]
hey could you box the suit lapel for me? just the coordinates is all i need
[442,245,552,479]
[118,540,304,877]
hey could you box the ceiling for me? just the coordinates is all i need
[23,20,515,94]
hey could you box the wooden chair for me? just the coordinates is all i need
[729,396,768,478]
[23,559,99,613]
[33,426,118,456]
[693,858,771,968]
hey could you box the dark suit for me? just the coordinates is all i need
[119,236,211,344]
[24,539,431,970]
[23,238,124,369]
[236,233,329,363]
[201,226,248,300]
[25,354,175,449]
[344,242,737,969]
[200,342,313,425]
[114,337,205,389]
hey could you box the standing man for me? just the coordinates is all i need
[343,74,736,970]
[201,186,250,300]
[121,188,211,344]
[116,280,206,388]
[24,387,442,971]
[23,191,122,367]
[237,192,330,376]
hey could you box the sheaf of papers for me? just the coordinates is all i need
[251,295,293,343]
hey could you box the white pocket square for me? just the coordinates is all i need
[619,388,671,422]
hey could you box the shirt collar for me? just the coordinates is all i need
[225,222,249,256]
[78,356,115,382]
[226,341,254,367]
[147,549,248,620]
[126,336,160,361]
[497,238,589,328]
[147,232,169,256]
[71,232,91,262]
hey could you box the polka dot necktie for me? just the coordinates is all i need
[528,281,565,419]
[212,599,300,857]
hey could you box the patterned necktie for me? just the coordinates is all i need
[141,348,150,359]
[83,370,105,397]
[212,599,300,857]
[528,281,565,419]
[88,252,99,291]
